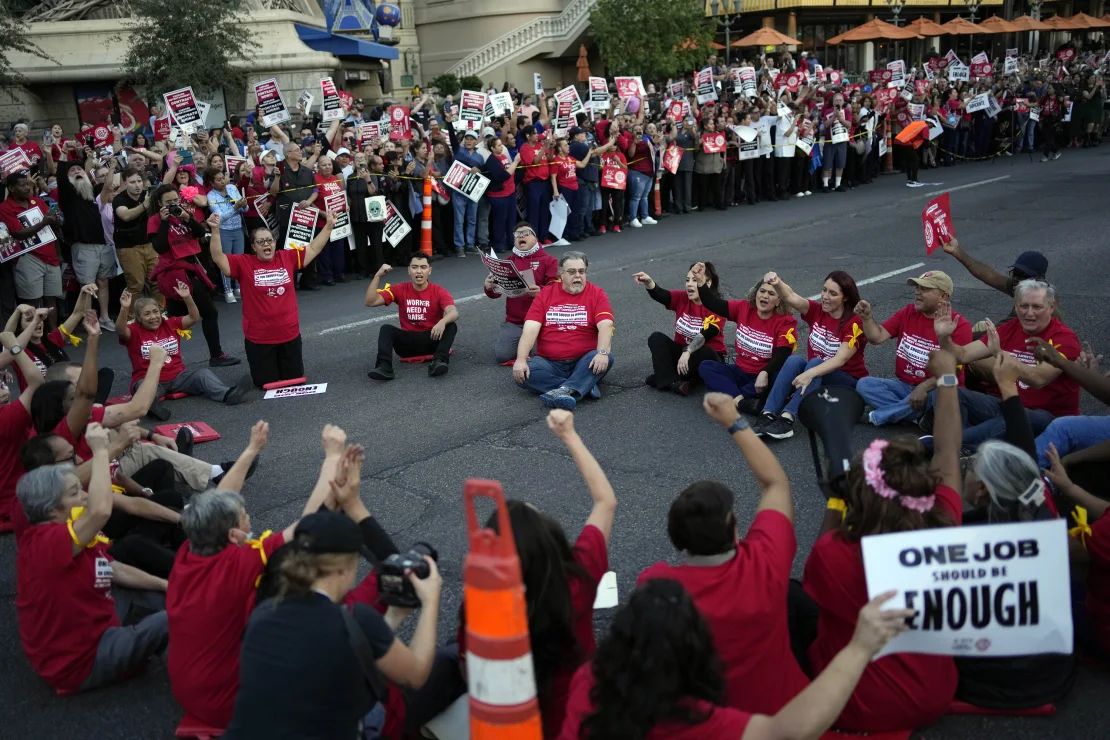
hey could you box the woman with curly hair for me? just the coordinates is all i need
[560,578,911,739]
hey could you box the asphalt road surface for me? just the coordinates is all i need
[2,148,1108,738]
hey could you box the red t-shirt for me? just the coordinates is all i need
[0,196,61,265]
[525,282,615,362]
[553,155,578,190]
[802,300,868,379]
[727,301,798,375]
[1086,514,1110,657]
[167,532,286,728]
[7,139,44,165]
[484,249,560,325]
[53,404,106,464]
[227,250,303,344]
[16,522,120,693]
[376,281,454,333]
[122,316,186,384]
[982,316,1080,417]
[668,291,726,355]
[0,401,33,529]
[245,166,274,218]
[803,485,962,731]
[521,143,550,182]
[14,328,69,390]
[488,151,517,199]
[558,663,751,740]
[639,510,807,714]
[882,304,971,385]
[147,214,200,260]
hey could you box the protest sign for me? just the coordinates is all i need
[777,101,794,126]
[878,137,888,158]
[323,191,351,241]
[731,125,757,143]
[1029,106,1041,122]
[983,95,1002,119]
[794,136,813,156]
[382,201,411,247]
[966,93,991,113]
[163,86,202,133]
[815,63,826,82]
[869,68,893,85]
[1006,48,1019,58]
[730,68,744,94]
[364,195,387,222]
[695,67,718,104]
[338,90,354,110]
[554,84,585,116]
[887,60,906,88]
[971,51,989,65]
[669,80,684,98]
[738,140,759,160]
[1056,48,1076,63]
[153,115,172,143]
[701,131,726,153]
[926,116,944,141]
[264,383,328,400]
[662,145,683,175]
[320,78,343,121]
[915,79,929,96]
[970,62,994,78]
[254,79,290,128]
[388,105,411,140]
[358,121,383,148]
[599,155,626,190]
[0,206,56,263]
[758,117,775,156]
[1062,100,1074,123]
[533,73,544,95]
[775,71,803,93]
[862,519,1072,657]
[225,156,247,181]
[924,64,935,81]
[481,250,532,298]
[459,90,487,129]
[908,103,925,121]
[284,204,318,251]
[948,63,970,82]
[944,49,960,67]
[552,100,575,138]
[444,160,490,202]
[0,147,32,176]
[588,77,610,111]
[828,70,842,86]
[667,99,685,122]
[739,67,757,98]
[297,90,314,118]
[921,192,955,255]
[490,92,514,116]
[829,120,849,145]
[1004,57,1018,75]
[614,76,645,100]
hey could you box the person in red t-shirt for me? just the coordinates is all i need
[116,284,251,413]
[483,224,559,363]
[940,279,1080,450]
[801,349,965,732]
[550,135,598,243]
[0,318,48,531]
[633,261,726,395]
[1,170,63,311]
[365,253,458,379]
[312,155,347,285]
[520,104,554,242]
[513,251,615,410]
[856,270,971,427]
[6,123,44,166]
[15,423,169,694]
[209,211,336,388]
[560,578,913,740]
[757,270,868,440]
[639,393,806,714]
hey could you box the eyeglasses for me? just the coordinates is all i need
[254,238,275,246]
[563,268,587,275]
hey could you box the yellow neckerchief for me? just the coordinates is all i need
[847,322,865,349]
[1070,506,1092,548]
[827,497,848,522]
[783,327,798,349]
[248,530,275,587]
[57,325,83,348]
[67,506,111,548]
[175,327,192,341]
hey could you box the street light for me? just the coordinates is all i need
[885,0,908,26]
[963,0,983,22]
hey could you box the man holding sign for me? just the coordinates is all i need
[483,224,558,363]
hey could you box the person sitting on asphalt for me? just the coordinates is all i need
[633,261,726,396]
[116,285,252,420]
[941,237,1048,298]
[365,254,459,380]
[855,271,971,427]
[1026,336,1110,468]
[638,393,808,715]
[15,423,169,695]
[937,280,1080,450]
[513,251,615,410]
[755,270,868,441]
[696,273,798,415]
[483,223,559,364]
[1,318,49,531]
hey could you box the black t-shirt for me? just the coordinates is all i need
[225,592,394,739]
[276,162,316,210]
[112,191,148,248]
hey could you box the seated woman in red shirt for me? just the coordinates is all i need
[460,409,616,739]
[633,261,726,395]
[560,579,912,740]
[800,349,964,732]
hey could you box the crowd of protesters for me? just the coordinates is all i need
[0,38,1109,740]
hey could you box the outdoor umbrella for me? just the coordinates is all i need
[827,18,921,45]
[1060,13,1110,29]
[677,38,727,50]
[905,17,948,37]
[1040,15,1086,31]
[941,17,985,36]
[576,44,590,83]
[730,27,802,47]
[1008,15,1050,31]
[977,15,1020,34]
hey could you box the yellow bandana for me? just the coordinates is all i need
[58,325,83,348]
[67,506,111,548]
[1069,507,1092,548]
[847,322,864,349]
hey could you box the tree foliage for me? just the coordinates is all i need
[458,74,484,91]
[429,73,460,96]
[121,0,260,97]
[0,0,58,92]
[590,0,714,80]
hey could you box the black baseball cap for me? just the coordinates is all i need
[1010,251,1048,280]
[293,511,368,557]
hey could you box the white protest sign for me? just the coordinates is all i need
[284,204,319,251]
[739,67,757,98]
[382,201,411,247]
[863,519,1072,658]
[554,84,585,116]
[1004,57,1018,76]
[887,60,907,89]
[297,90,314,117]
[163,86,202,134]
[794,136,813,156]
[984,95,1002,119]
[364,195,387,222]
[533,72,544,96]
[948,63,970,82]
[695,67,718,104]
[971,51,989,65]
[444,160,490,202]
[588,77,610,111]
[264,383,328,400]
[0,206,56,263]
[481,250,531,297]
[255,78,291,128]
[323,191,351,241]
[0,147,32,177]
[966,93,992,113]
[459,90,487,129]
[593,571,619,609]
[320,77,343,121]
[489,92,514,116]
[926,116,945,141]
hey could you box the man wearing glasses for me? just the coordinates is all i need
[513,251,615,410]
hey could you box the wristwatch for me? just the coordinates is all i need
[937,373,958,388]
[8,344,22,356]
[727,417,750,435]
[595,349,610,356]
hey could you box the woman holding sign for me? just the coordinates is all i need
[207,211,335,387]
[312,155,346,286]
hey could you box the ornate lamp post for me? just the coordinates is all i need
[886,0,908,26]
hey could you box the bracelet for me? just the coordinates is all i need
[726,417,750,435]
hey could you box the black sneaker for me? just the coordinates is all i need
[428,359,449,377]
[917,407,935,434]
[212,456,259,487]
[224,374,253,406]
[737,397,763,416]
[368,364,395,381]
[834,185,847,193]
[669,380,691,396]
[762,415,795,440]
[147,401,171,421]
[752,412,777,436]
[175,426,195,457]
[210,353,241,367]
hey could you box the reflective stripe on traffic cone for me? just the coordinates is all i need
[883,125,894,174]
[420,176,433,257]
[464,479,542,739]
[653,174,662,215]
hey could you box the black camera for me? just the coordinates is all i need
[168,203,184,217]
[376,542,437,607]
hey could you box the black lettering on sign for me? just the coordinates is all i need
[904,581,1040,631]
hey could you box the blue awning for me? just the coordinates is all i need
[295,24,399,61]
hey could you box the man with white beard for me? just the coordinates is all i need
[57,161,118,331]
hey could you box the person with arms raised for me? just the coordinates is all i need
[0,313,49,531]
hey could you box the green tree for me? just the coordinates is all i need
[0,0,58,93]
[458,74,484,91]
[590,0,713,80]
[121,0,259,97]
[429,73,460,97]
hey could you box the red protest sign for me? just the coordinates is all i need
[614,77,644,99]
[914,79,929,96]
[662,145,682,175]
[970,62,994,78]
[153,116,171,142]
[701,132,725,154]
[774,72,803,92]
[0,147,32,177]
[921,192,955,256]
[828,70,842,86]
[388,105,411,140]
[668,100,685,121]
[1056,48,1076,63]
[869,69,893,84]
[80,122,115,148]
[600,155,627,190]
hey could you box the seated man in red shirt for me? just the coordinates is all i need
[15,423,169,695]
[365,254,459,379]
[513,251,615,410]
[939,279,1080,449]
[638,393,808,715]
[482,223,558,363]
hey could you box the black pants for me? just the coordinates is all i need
[245,335,305,388]
[774,157,793,199]
[697,172,722,209]
[739,161,756,203]
[351,221,384,276]
[787,579,819,676]
[757,157,775,200]
[166,281,222,358]
[602,187,624,227]
[376,323,457,367]
[95,367,115,405]
[646,332,721,388]
[791,152,809,194]
[900,145,920,182]
[103,463,186,579]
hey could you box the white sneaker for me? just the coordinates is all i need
[224,290,237,304]
[233,288,241,298]
[1040,156,1049,162]
[98,317,116,332]
[641,216,658,225]
[629,219,643,228]
[550,238,571,247]
[795,192,805,198]
[804,190,812,196]
[1052,152,1061,161]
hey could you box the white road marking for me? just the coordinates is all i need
[806,262,925,299]
[923,175,1009,198]
[318,292,485,336]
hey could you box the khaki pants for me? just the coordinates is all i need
[116,244,162,300]
[116,442,212,493]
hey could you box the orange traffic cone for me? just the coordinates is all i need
[464,479,542,739]
[420,176,433,257]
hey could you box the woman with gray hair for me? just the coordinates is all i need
[15,422,168,695]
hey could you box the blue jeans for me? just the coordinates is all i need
[219,227,245,291]
[763,355,859,417]
[628,170,651,221]
[525,180,551,239]
[958,389,1055,449]
[488,194,515,252]
[578,182,598,232]
[857,376,935,426]
[316,238,347,282]
[1035,416,1110,468]
[476,195,491,247]
[451,192,478,251]
[1022,117,1037,152]
[700,361,760,398]
[519,351,612,399]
